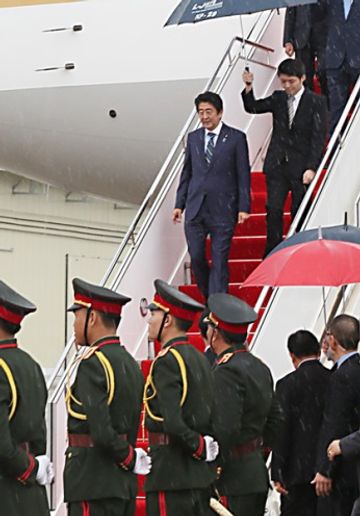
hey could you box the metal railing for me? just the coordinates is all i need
[46,8,279,395]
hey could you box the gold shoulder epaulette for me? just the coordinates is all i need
[82,346,99,360]
[218,352,234,365]
[157,347,170,358]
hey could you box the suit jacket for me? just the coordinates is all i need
[317,354,360,493]
[64,336,144,502]
[0,338,50,516]
[144,337,216,492]
[174,123,251,222]
[341,428,360,494]
[212,346,284,496]
[271,360,331,487]
[283,4,327,51]
[241,88,327,176]
[320,0,360,70]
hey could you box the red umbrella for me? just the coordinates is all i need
[243,239,360,288]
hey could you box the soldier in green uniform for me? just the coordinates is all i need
[144,279,219,516]
[207,293,284,516]
[64,278,150,516]
[0,280,52,516]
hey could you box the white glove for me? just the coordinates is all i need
[133,448,152,475]
[36,455,54,485]
[204,435,219,462]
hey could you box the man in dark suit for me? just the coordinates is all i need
[271,330,331,516]
[208,293,283,516]
[314,314,360,516]
[319,0,360,132]
[242,58,327,256]
[64,278,148,516]
[173,91,251,300]
[283,4,327,95]
[0,280,53,516]
[144,279,218,515]
[328,429,360,516]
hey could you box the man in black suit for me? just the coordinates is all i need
[242,58,327,256]
[319,0,360,132]
[283,4,327,95]
[328,429,360,516]
[173,91,251,299]
[314,314,360,516]
[271,330,331,516]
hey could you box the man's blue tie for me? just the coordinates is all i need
[205,132,216,166]
[343,0,352,19]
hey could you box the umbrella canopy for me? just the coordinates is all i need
[165,0,317,26]
[242,239,360,288]
[267,224,360,257]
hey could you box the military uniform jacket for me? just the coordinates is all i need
[0,338,49,516]
[144,337,216,492]
[64,336,144,502]
[212,346,284,496]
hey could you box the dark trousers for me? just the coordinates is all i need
[185,200,236,299]
[1,480,50,516]
[351,498,360,516]
[296,45,327,98]
[327,62,360,133]
[264,164,306,256]
[220,492,267,516]
[280,484,317,516]
[68,498,135,516]
[331,484,358,516]
[146,489,212,516]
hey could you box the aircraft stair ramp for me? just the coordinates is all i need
[47,8,360,514]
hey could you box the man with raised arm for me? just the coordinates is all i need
[242,58,327,256]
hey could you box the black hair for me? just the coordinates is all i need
[277,58,306,79]
[97,311,121,330]
[0,317,21,335]
[173,316,193,333]
[329,314,360,351]
[218,327,247,346]
[195,91,223,113]
[287,330,320,358]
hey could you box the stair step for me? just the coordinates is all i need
[250,171,266,190]
[191,259,261,284]
[251,192,291,213]
[187,333,206,352]
[206,236,266,260]
[180,284,263,306]
[234,213,291,236]
[135,497,146,516]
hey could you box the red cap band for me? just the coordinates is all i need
[74,294,123,315]
[0,305,23,325]
[153,294,197,321]
[209,312,249,335]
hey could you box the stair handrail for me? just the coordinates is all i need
[47,9,279,394]
[249,74,360,341]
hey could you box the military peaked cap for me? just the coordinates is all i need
[0,280,36,324]
[207,293,257,335]
[67,278,131,315]
[147,279,204,321]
